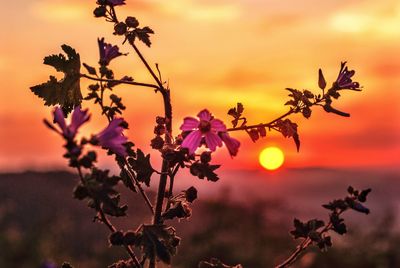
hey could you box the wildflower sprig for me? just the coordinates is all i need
[276,186,371,268]
[226,62,362,151]
[29,1,370,268]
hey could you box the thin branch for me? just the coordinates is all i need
[227,109,294,132]
[81,74,159,90]
[227,92,328,133]
[124,161,155,214]
[77,167,142,268]
[275,218,337,268]
[130,43,164,89]
[90,76,155,215]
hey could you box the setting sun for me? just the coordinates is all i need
[259,147,285,170]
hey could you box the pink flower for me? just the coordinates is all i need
[52,106,90,139]
[220,132,240,157]
[180,109,240,157]
[95,118,128,156]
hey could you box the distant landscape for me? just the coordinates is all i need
[1,168,399,267]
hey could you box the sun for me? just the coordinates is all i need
[259,147,285,170]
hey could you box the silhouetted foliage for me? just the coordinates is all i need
[27,1,369,267]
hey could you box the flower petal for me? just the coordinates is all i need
[180,117,199,131]
[220,132,240,157]
[69,107,90,137]
[204,132,222,151]
[210,119,227,132]
[53,107,67,134]
[96,118,127,156]
[181,130,202,154]
[197,109,211,121]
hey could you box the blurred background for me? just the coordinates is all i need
[0,0,399,267]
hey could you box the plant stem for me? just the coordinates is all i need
[127,40,173,268]
[275,220,335,268]
[77,167,142,268]
[124,163,155,214]
[95,79,155,215]
[130,43,164,89]
[81,74,159,90]
[227,109,294,132]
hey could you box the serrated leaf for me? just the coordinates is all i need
[135,26,154,47]
[83,63,97,75]
[30,44,82,115]
[129,149,154,186]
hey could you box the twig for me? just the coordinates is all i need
[77,167,142,268]
[81,74,159,90]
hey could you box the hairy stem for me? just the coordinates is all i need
[227,92,328,133]
[81,74,159,90]
[77,167,142,267]
[94,79,155,215]
[275,216,338,268]
[124,163,155,214]
[227,109,294,132]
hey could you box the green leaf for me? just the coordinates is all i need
[30,44,82,115]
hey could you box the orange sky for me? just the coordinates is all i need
[0,0,399,172]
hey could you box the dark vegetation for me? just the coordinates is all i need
[0,171,398,268]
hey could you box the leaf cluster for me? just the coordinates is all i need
[74,168,128,217]
[290,186,371,253]
[274,119,300,151]
[137,225,181,265]
[162,186,198,220]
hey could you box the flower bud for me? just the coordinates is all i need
[123,231,138,245]
[109,231,124,246]
[93,6,107,17]
[154,124,166,135]
[185,186,198,202]
[114,22,127,35]
[151,136,164,150]
[73,185,89,200]
[125,16,139,28]
[200,151,212,164]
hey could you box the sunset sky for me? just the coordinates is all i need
[0,0,399,172]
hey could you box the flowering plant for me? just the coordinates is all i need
[30,1,370,268]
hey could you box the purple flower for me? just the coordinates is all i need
[98,38,125,66]
[180,109,240,157]
[95,118,128,156]
[220,132,240,157]
[106,0,126,6]
[335,62,360,90]
[52,106,90,139]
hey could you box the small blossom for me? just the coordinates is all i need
[180,109,240,157]
[220,132,240,157]
[180,109,225,154]
[107,0,126,6]
[98,38,125,66]
[51,106,90,139]
[335,62,360,90]
[95,118,128,156]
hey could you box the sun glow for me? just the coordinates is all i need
[259,147,285,171]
